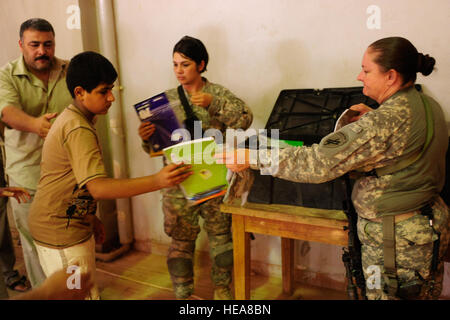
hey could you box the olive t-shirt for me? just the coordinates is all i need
[29,104,107,248]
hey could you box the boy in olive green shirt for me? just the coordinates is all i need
[28,51,192,299]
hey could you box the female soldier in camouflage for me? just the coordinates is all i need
[219,37,449,300]
[138,36,253,300]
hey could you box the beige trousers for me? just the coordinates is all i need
[35,236,99,300]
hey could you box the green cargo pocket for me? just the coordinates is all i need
[396,215,435,247]
[395,215,435,272]
[357,218,382,247]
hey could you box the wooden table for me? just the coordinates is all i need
[220,200,349,300]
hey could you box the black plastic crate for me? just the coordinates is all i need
[265,87,379,144]
[247,86,379,209]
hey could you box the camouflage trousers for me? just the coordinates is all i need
[162,195,233,299]
[357,197,449,300]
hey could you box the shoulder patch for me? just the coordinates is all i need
[321,132,348,148]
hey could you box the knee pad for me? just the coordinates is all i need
[215,250,233,268]
[167,258,193,277]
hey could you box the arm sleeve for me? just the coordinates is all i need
[0,69,21,116]
[63,127,108,187]
[256,105,410,183]
[207,85,253,130]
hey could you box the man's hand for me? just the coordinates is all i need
[155,163,193,188]
[34,112,58,138]
[41,268,93,300]
[138,121,155,141]
[214,148,250,172]
[1,106,57,137]
[12,267,94,300]
[190,92,213,108]
[0,187,31,203]
[348,103,373,122]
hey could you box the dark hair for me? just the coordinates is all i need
[369,37,436,85]
[66,51,118,98]
[173,36,209,73]
[20,18,55,39]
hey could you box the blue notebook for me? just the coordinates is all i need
[134,92,183,155]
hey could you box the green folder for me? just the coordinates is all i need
[163,137,228,204]
[280,139,304,147]
[263,137,304,148]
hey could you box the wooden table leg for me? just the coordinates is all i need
[232,215,251,300]
[281,237,295,295]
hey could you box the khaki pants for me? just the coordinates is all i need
[35,236,99,300]
[0,196,13,299]
[8,179,46,288]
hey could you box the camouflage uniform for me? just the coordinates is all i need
[358,197,449,299]
[254,86,449,299]
[142,78,252,299]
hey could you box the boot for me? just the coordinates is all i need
[213,286,233,300]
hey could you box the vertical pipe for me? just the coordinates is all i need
[96,0,133,245]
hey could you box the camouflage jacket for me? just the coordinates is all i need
[142,78,253,198]
[255,86,448,220]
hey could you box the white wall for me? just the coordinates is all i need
[113,0,450,293]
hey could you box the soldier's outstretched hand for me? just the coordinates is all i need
[214,148,250,172]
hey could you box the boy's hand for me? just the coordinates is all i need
[190,92,213,108]
[348,103,373,122]
[0,187,31,203]
[156,163,193,188]
[138,121,156,141]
